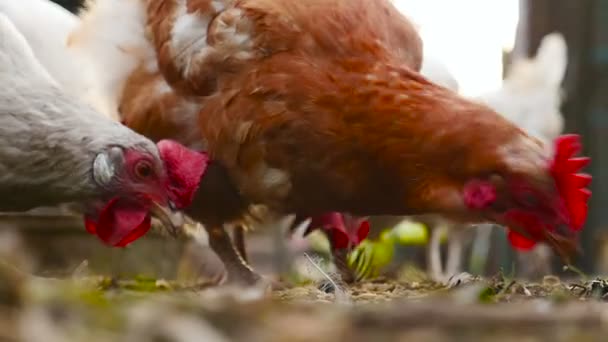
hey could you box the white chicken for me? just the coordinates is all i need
[0,11,205,247]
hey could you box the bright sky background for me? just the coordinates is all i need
[392,0,520,96]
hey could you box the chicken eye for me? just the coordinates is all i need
[134,161,154,179]
[521,192,539,208]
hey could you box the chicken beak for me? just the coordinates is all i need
[149,201,185,237]
[544,229,581,264]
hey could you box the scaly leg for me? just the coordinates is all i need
[445,226,463,278]
[332,248,355,284]
[205,224,262,286]
[427,224,447,282]
[469,224,493,275]
[176,241,227,285]
[232,224,248,263]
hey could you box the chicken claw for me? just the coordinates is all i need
[205,225,263,286]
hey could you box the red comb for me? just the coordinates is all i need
[550,134,592,231]
[157,140,209,209]
[506,134,591,252]
[331,218,370,249]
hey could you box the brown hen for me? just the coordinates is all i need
[79,0,590,285]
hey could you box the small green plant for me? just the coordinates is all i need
[348,221,429,281]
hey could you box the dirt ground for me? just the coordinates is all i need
[1,218,607,342]
[2,264,608,342]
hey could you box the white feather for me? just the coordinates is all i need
[0,0,110,119]
[476,33,568,146]
[70,0,155,121]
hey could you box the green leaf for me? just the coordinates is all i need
[392,221,429,245]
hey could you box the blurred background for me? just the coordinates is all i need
[19,0,605,280]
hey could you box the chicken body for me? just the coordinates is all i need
[0,0,116,120]
[66,0,587,285]
[356,53,465,282]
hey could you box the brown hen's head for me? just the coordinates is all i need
[460,134,591,260]
[85,140,208,247]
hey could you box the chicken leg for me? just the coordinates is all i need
[331,248,356,284]
[205,224,262,286]
[232,224,248,263]
[427,223,448,281]
[427,222,479,283]
[445,228,464,277]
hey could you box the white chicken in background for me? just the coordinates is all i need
[477,33,567,147]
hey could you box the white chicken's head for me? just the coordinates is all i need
[85,140,208,247]
[92,145,169,205]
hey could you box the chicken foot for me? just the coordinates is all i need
[205,224,263,286]
[332,248,356,284]
[232,224,248,263]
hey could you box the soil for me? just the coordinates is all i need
[1,216,606,342]
[2,265,608,342]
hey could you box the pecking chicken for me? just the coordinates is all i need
[61,0,590,287]
[376,33,572,282]
[0,12,206,248]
